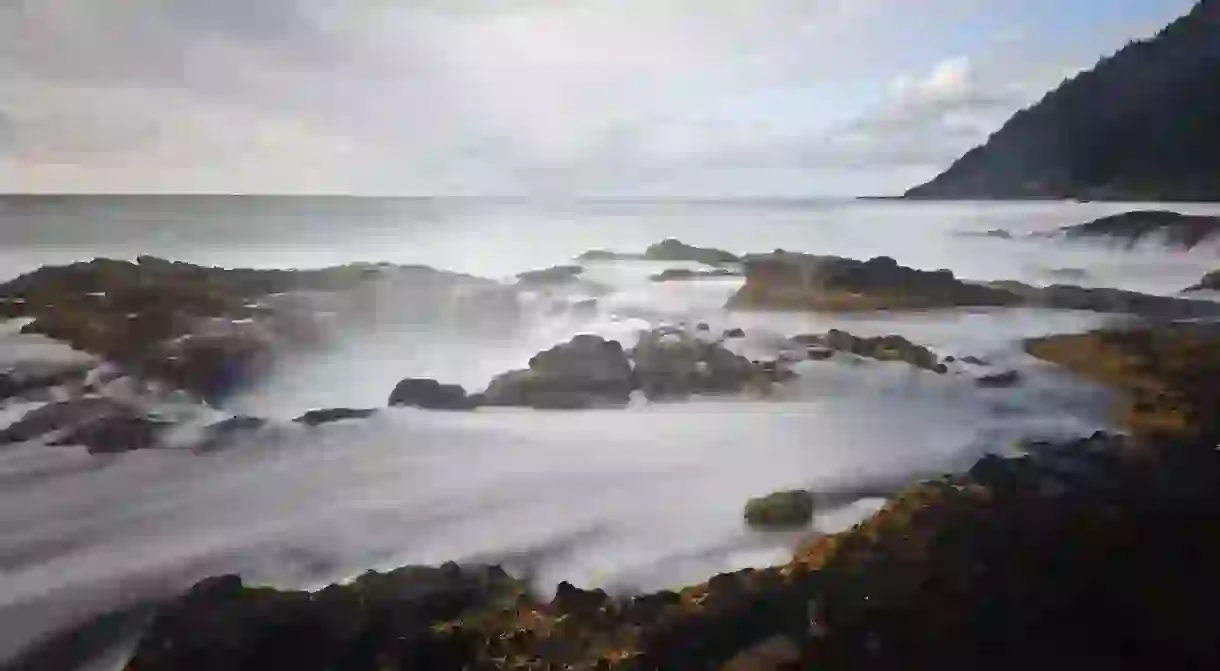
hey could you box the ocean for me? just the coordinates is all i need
[2,196,1220,667]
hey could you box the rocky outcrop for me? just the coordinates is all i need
[649,268,738,282]
[0,398,169,453]
[643,239,740,266]
[0,257,492,404]
[292,408,379,427]
[1057,210,1220,249]
[388,378,476,410]
[193,416,269,453]
[482,335,635,409]
[1027,324,1220,445]
[975,369,1022,388]
[743,490,816,530]
[729,253,1022,311]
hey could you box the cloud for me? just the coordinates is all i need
[0,0,1170,195]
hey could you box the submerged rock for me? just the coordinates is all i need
[820,329,945,373]
[0,359,94,402]
[388,378,475,410]
[292,408,378,427]
[482,334,634,409]
[632,330,778,400]
[744,490,816,530]
[193,416,269,453]
[1185,268,1220,292]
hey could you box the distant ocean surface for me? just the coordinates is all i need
[2,195,1220,667]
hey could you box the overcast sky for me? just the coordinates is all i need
[0,0,1200,196]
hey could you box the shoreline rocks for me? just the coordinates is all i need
[482,335,635,409]
[649,268,738,282]
[388,378,476,410]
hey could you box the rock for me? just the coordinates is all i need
[0,360,94,402]
[650,268,738,282]
[744,490,815,530]
[821,330,944,373]
[123,564,526,671]
[388,378,475,410]
[696,322,711,332]
[482,335,634,409]
[575,249,627,262]
[632,330,769,400]
[728,252,1021,311]
[551,581,612,619]
[292,408,378,427]
[644,239,740,266]
[516,265,585,287]
[721,634,802,671]
[1058,210,1220,250]
[806,347,835,361]
[976,370,1021,388]
[724,328,746,339]
[961,356,990,366]
[1185,268,1220,292]
[0,398,168,453]
[957,228,1014,240]
[194,416,268,453]
[1022,284,1220,318]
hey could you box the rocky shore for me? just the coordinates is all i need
[5,246,1220,669]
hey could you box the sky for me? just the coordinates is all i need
[0,0,1201,197]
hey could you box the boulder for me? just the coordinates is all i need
[293,408,378,427]
[0,398,169,453]
[1185,269,1220,292]
[388,378,475,410]
[481,335,634,409]
[724,328,746,339]
[644,239,740,266]
[961,355,990,366]
[744,490,816,530]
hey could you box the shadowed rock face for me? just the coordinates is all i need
[482,335,636,409]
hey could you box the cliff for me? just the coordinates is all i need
[904,0,1220,201]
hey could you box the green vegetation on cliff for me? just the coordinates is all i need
[905,0,1220,201]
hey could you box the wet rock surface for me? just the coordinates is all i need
[791,330,946,373]
[482,335,636,409]
[649,268,738,282]
[516,265,585,287]
[0,398,170,453]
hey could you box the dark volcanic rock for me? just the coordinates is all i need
[388,378,475,410]
[743,490,815,530]
[1059,210,1220,249]
[821,329,945,373]
[292,408,378,427]
[729,252,1021,311]
[481,335,634,409]
[0,398,169,453]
